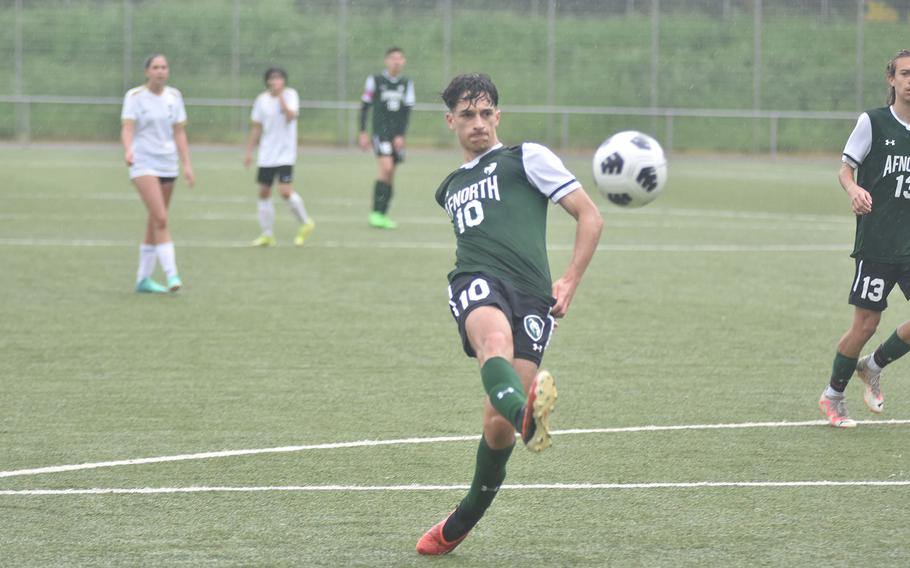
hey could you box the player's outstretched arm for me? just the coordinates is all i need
[552,188,603,318]
[839,162,871,215]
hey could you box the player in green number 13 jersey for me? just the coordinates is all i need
[819,49,910,428]
[416,74,603,555]
[359,47,415,229]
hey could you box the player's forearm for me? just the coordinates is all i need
[278,96,298,121]
[839,163,859,193]
[174,126,192,166]
[562,207,604,283]
[399,105,411,135]
[246,124,261,154]
[359,101,370,132]
[120,122,134,152]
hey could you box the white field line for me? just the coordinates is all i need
[0,237,850,253]
[2,419,908,480]
[0,192,853,223]
[3,480,910,496]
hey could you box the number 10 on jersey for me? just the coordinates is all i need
[455,200,485,233]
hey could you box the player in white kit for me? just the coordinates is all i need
[244,67,314,247]
[120,54,195,293]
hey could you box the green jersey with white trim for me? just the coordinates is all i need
[843,106,910,263]
[361,72,415,140]
[435,143,581,301]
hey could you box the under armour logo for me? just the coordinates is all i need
[886,139,896,146]
[496,387,515,400]
[532,344,543,352]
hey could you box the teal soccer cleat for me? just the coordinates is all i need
[136,277,168,294]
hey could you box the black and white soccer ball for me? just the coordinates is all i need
[592,131,667,207]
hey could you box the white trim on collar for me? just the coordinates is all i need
[460,143,504,169]
[889,105,910,130]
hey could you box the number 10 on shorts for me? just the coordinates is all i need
[448,278,491,317]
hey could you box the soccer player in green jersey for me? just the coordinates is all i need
[359,47,415,229]
[416,74,603,555]
[819,49,910,428]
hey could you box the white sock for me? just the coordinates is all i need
[258,198,275,236]
[155,241,178,279]
[286,192,309,224]
[824,385,844,399]
[866,354,882,373]
[136,243,157,283]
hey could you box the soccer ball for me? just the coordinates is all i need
[592,130,667,207]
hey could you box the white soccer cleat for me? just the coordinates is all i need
[856,355,884,414]
[819,391,857,428]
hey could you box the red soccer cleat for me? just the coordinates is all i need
[416,511,470,555]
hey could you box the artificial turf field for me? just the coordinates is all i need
[1,144,909,567]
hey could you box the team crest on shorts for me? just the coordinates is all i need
[523,315,545,342]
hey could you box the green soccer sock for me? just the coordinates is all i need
[874,331,910,367]
[829,351,858,393]
[481,357,526,428]
[442,435,514,542]
[372,180,392,214]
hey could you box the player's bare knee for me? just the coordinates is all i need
[853,311,881,340]
[479,331,511,361]
[859,317,880,339]
[150,214,168,233]
[483,414,515,447]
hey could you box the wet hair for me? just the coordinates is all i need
[385,46,404,57]
[264,67,288,85]
[887,49,910,105]
[441,73,499,111]
[144,54,166,69]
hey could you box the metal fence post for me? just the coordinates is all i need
[856,0,864,110]
[546,0,556,145]
[753,0,762,151]
[650,0,659,135]
[441,0,452,85]
[232,0,242,133]
[561,111,569,150]
[337,0,349,146]
[14,0,28,141]
[123,0,132,93]
[769,115,778,158]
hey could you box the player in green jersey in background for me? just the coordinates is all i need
[416,74,603,555]
[820,49,910,428]
[359,47,415,229]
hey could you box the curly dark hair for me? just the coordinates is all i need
[441,73,499,111]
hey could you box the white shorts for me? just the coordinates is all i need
[129,152,178,180]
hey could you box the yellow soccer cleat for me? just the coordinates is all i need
[294,221,315,246]
[250,234,277,247]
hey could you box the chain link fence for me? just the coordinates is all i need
[0,0,907,153]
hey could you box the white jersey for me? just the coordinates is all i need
[251,88,299,167]
[121,85,187,178]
